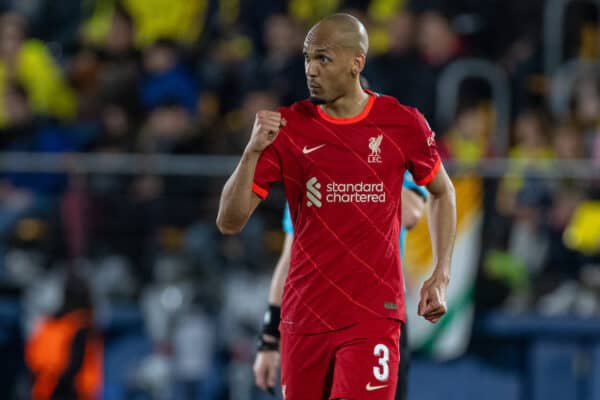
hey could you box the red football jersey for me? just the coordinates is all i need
[253,90,441,335]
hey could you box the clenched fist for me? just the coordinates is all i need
[417,272,449,324]
[245,111,286,154]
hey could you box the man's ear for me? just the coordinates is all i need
[355,53,366,74]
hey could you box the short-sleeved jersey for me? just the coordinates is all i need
[253,90,440,335]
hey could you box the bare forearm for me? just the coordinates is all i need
[268,234,293,304]
[428,186,456,278]
[217,151,260,234]
[419,165,455,323]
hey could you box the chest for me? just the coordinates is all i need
[283,121,406,182]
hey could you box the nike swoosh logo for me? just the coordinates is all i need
[365,382,389,391]
[302,144,326,154]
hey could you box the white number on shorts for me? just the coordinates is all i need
[372,343,390,381]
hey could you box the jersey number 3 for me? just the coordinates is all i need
[372,344,390,381]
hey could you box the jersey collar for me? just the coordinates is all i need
[317,90,376,125]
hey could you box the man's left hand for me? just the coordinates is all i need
[417,272,449,323]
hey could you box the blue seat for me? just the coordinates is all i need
[409,356,520,400]
[528,340,579,400]
[103,333,152,400]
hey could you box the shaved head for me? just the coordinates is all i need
[305,13,369,55]
[303,13,369,104]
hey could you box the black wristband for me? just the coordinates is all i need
[257,337,279,352]
[261,304,281,339]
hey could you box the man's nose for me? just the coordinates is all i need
[305,60,318,77]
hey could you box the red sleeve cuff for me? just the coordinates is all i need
[252,183,269,200]
[414,157,441,186]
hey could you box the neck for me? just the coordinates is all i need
[320,81,370,119]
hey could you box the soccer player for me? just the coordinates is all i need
[217,13,456,400]
[254,174,428,399]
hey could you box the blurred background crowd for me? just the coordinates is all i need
[0,0,597,399]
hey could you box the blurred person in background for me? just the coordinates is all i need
[26,271,102,400]
[85,99,143,269]
[544,185,587,279]
[72,4,141,117]
[141,38,198,115]
[570,73,600,134]
[366,11,428,112]
[246,14,306,105]
[287,0,341,25]
[171,297,220,400]
[417,10,464,68]
[496,109,554,216]
[0,84,76,252]
[441,101,493,162]
[197,31,253,117]
[414,9,466,123]
[82,0,210,49]
[138,101,195,154]
[569,74,600,164]
[0,12,76,126]
[553,123,584,161]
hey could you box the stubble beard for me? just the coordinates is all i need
[309,96,326,105]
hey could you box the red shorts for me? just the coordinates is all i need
[280,318,401,400]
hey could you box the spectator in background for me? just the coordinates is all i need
[139,101,195,154]
[570,74,600,162]
[82,0,210,49]
[496,110,554,216]
[532,125,587,294]
[72,5,142,124]
[122,0,210,47]
[553,123,584,161]
[417,10,463,67]
[542,185,587,282]
[442,102,492,162]
[92,100,138,153]
[141,39,197,115]
[171,301,219,400]
[198,33,254,115]
[246,14,305,105]
[414,10,465,122]
[100,3,137,60]
[0,12,76,126]
[141,100,210,231]
[85,100,142,264]
[572,75,600,133]
[0,84,76,244]
[507,178,553,278]
[367,11,428,108]
[287,0,341,25]
[26,271,102,400]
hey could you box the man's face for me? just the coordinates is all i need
[303,26,358,104]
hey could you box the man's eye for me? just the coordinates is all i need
[320,56,329,63]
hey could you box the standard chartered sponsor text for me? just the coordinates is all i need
[306,177,386,207]
[325,181,385,203]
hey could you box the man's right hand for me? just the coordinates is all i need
[253,349,280,392]
[246,111,286,154]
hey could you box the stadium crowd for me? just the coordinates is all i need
[0,0,596,399]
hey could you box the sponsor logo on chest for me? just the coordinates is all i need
[306,177,386,208]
